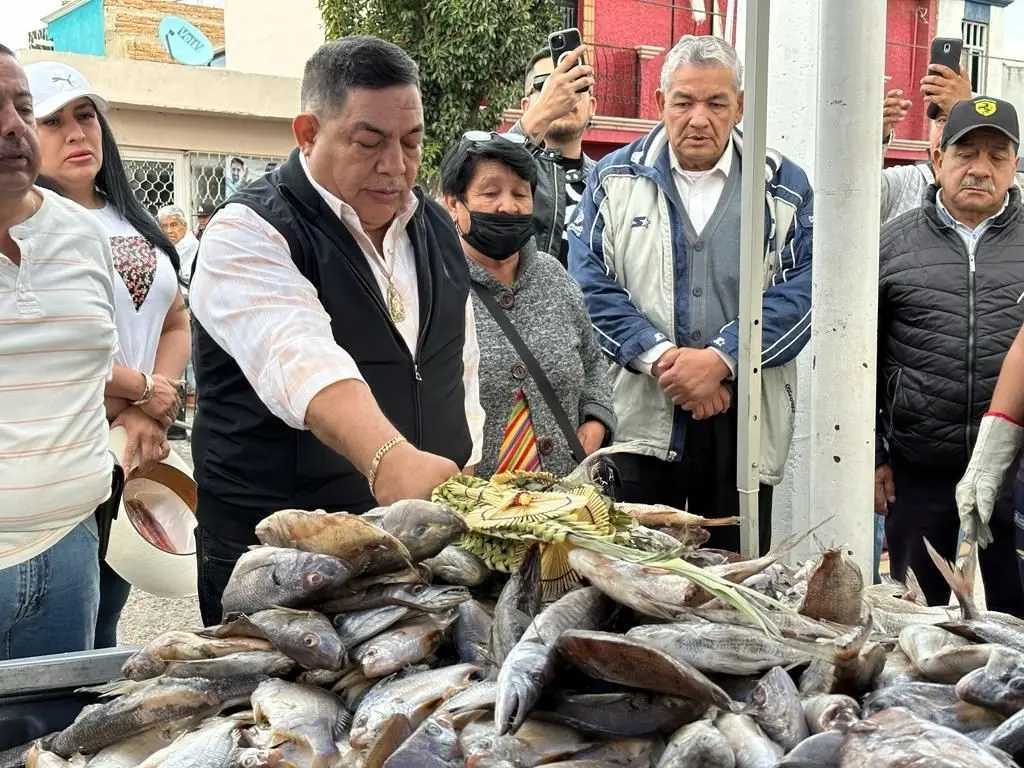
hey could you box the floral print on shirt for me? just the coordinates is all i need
[110,235,158,311]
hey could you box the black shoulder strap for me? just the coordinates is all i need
[471,283,586,464]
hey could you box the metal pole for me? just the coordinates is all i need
[736,0,770,559]
[809,0,885,577]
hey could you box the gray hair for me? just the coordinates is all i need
[300,36,419,116]
[157,205,187,224]
[660,35,743,93]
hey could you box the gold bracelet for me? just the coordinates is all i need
[131,372,154,406]
[367,435,407,495]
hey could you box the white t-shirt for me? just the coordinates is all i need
[0,188,118,568]
[90,205,179,373]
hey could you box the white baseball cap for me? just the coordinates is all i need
[24,61,110,120]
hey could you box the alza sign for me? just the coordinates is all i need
[158,15,215,66]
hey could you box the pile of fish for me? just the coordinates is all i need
[6,495,1024,767]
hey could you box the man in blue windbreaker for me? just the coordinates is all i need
[568,35,814,555]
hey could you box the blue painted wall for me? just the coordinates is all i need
[47,0,105,57]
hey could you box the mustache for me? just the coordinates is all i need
[0,139,33,163]
[960,175,995,192]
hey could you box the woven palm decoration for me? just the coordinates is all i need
[433,472,634,599]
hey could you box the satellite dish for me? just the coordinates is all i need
[158,15,215,66]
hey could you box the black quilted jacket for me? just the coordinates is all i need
[877,186,1024,470]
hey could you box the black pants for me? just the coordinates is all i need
[885,456,1024,617]
[93,463,127,648]
[196,525,260,627]
[607,409,773,556]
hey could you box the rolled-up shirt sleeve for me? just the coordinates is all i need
[462,297,485,467]
[188,204,364,430]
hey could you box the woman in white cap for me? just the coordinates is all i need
[26,61,191,648]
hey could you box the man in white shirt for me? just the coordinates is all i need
[189,36,484,624]
[157,204,199,290]
[569,36,814,555]
[0,45,119,659]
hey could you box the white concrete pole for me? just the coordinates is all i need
[736,0,770,559]
[809,0,886,576]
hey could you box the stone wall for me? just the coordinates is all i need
[105,0,224,64]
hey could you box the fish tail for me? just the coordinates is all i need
[923,538,979,620]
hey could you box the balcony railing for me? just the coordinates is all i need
[590,43,642,120]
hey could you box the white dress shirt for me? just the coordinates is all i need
[0,188,118,568]
[633,146,736,376]
[189,154,484,466]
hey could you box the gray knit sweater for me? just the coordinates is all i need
[469,240,616,479]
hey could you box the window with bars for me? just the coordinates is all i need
[123,159,176,216]
[555,0,578,30]
[963,20,988,94]
[188,151,288,224]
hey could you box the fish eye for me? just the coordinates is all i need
[427,722,442,736]
[308,572,325,586]
[302,633,319,647]
[477,738,492,750]
[411,584,425,595]
[413,524,429,537]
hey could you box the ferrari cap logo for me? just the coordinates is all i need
[976,99,998,117]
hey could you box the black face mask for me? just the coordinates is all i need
[461,211,534,261]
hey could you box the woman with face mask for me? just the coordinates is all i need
[440,132,615,480]
[26,62,190,649]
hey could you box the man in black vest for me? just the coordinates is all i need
[188,36,484,625]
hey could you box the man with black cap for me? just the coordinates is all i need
[876,96,1024,617]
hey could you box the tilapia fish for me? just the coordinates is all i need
[899,624,992,684]
[454,599,492,665]
[802,694,861,734]
[367,499,468,563]
[555,629,734,711]
[160,650,295,680]
[459,718,590,768]
[656,720,735,768]
[354,613,452,678]
[51,676,263,757]
[490,544,541,667]
[320,582,470,615]
[422,545,491,587]
[627,622,822,676]
[839,706,1017,767]
[333,605,414,649]
[799,548,864,626]
[349,663,484,749]
[251,679,350,768]
[220,546,352,617]
[255,508,411,575]
[137,715,247,768]
[381,711,461,768]
[123,631,273,680]
[745,666,808,751]
[863,681,1004,735]
[714,712,783,768]
[537,690,706,738]
[956,645,1024,716]
[222,607,346,671]
[495,586,611,735]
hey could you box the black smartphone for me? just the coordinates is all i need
[926,37,964,119]
[549,27,584,68]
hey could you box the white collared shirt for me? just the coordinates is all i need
[634,145,737,376]
[0,188,118,568]
[189,155,484,466]
[936,189,1010,257]
[670,142,734,235]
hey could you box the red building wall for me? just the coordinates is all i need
[885,0,936,161]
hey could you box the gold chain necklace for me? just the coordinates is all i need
[373,249,405,324]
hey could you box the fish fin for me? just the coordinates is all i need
[75,678,150,697]
[924,538,978,620]
[903,567,927,605]
[766,516,836,565]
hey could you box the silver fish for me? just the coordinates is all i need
[714,712,783,768]
[656,721,735,768]
[250,679,350,768]
[368,500,468,562]
[454,599,493,665]
[381,711,461,768]
[864,681,1003,734]
[161,651,295,680]
[137,715,248,768]
[422,546,490,587]
[333,605,413,648]
[490,544,541,667]
[899,624,993,684]
[494,587,611,735]
[775,730,844,767]
[802,694,860,734]
[221,546,352,617]
[745,666,808,751]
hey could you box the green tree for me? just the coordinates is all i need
[318,0,562,185]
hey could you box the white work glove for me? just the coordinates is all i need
[956,413,1024,548]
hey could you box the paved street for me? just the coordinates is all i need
[116,439,202,646]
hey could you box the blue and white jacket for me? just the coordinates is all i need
[567,126,813,484]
